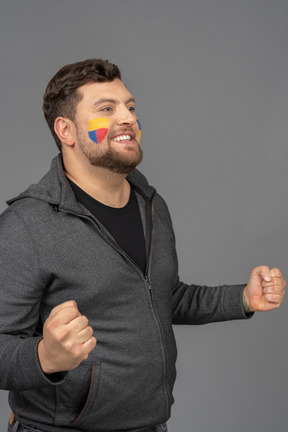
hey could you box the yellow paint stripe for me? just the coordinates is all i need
[88,117,110,131]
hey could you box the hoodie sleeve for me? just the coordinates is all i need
[153,194,252,324]
[0,208,65,390]
[172,279,252,325]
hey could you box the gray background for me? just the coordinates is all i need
[0,0,287,431]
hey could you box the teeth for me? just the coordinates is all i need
[112,135,132,142]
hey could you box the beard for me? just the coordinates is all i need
[76,126,143,175]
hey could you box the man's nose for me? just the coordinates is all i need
[116,106,136,125]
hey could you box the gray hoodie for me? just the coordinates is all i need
[0,155,249,431]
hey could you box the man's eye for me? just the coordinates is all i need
[128,106,135,112]
[101,107,112,112]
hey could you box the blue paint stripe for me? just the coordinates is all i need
[88,130,98,143]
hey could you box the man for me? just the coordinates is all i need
[0,59,285,432]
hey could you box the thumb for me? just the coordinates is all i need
[49,300,80,319]
[253,265,271,282]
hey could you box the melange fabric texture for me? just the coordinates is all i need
[0,154,250,432]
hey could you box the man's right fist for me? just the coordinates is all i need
[38,300,97,374]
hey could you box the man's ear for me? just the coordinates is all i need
[54,117,75,147]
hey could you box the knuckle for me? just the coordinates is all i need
[73,346,81,358]
[87,326,94,336]
[271,294,279,303]
[69,300,78,309]
[45,320,53,332]
[261,265,269,273]
[271,267,281,276]
[74,345,87,360]
[82,315,89,327]
[57,328,70,343]
[46,318,59,332]
[87,339,96,353]
[63,337,74,351]
[68,305,79,316]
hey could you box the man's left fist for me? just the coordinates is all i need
[243,266,286,312]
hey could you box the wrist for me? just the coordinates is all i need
[242,290,252,313]
[37,339,54,374]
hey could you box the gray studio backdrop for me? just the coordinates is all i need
[0,1,287,431]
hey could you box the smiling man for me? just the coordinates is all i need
[0,59,286,432]
[64,80,143,175]
[57,78,143,209]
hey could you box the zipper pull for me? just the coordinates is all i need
[145,275,152,290]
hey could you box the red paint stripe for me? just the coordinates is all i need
[96,128,108,143]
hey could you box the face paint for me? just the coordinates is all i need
[136,119,142,139]
[88,118,110,144]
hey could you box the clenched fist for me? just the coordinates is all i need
[38,300,97,374]
[243,266,286,312]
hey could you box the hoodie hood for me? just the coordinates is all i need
[7,154,156,212]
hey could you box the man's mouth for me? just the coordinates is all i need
[111,134,133,143]
[110,131,137,145]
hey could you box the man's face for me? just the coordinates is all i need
[73,79,143,174]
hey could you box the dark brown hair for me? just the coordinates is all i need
[43,58,121,150]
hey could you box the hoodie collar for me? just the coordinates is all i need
[7,154,156,211]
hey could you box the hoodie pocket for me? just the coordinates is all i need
[56,361,102,426]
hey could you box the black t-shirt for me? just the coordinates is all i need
[67,178,147,274]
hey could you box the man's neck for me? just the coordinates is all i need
[63,159,131,209]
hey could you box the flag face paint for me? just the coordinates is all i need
[136,119,142,139]
[88,118,110,144]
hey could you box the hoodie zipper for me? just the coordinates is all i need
[58,192,155,285]
[58,191,171,411]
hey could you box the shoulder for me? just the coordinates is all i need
[0,197,57,244]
